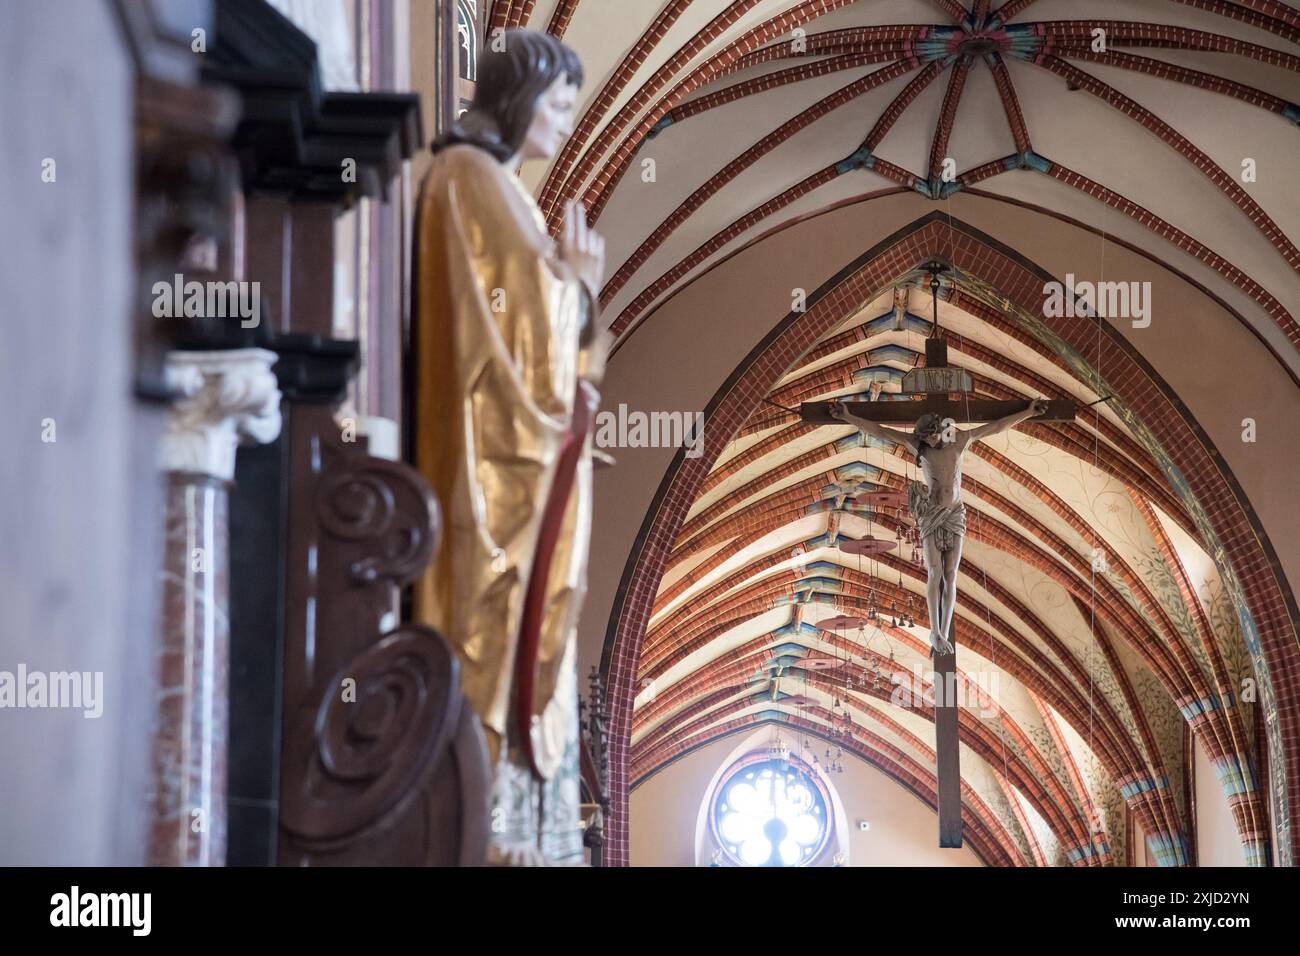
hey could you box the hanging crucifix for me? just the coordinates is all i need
[830,398,1049,657]
[801,263,1077,847]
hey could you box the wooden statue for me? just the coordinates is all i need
[807,292,1074,847]
[829,398,1049,656]
[413,28,607,865]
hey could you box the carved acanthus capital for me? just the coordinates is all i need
[160,349,282,480]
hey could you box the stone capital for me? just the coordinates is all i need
[159,349,282,480]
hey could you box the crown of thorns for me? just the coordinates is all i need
[913,413,944,438]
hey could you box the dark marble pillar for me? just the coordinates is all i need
[151,473,228,865]
[148,349,281,866]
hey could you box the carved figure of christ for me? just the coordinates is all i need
[829,398,1049,656]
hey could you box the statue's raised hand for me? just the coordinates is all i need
[1029,398,1049,416]
[828,399,849,423]
[562,201,606,301]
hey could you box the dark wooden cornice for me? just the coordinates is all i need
[203,0,421,203]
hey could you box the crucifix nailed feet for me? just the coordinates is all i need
[828,397,1049,657]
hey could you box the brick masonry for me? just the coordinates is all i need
[598,214,1300,866]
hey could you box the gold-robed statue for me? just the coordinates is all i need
[414,28,607,865]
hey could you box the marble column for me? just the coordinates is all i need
[148,349,281,866]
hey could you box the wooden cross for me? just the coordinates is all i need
[799,395,1077,425]
[799,333,1078,849]
[799,340,1077,426]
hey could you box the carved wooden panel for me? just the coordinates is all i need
[275,395,488,866]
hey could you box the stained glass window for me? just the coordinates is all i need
[711,757,830,867]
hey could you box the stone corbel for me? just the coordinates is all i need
[159,349,282,480]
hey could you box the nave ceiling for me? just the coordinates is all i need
[481,0,1300,865]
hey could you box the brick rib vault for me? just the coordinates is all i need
[506,0,1299,866]
[598,214,1297,867]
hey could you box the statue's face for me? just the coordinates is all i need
[522,76,578,162]
[916,416,943,448]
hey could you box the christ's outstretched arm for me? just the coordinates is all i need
[961,398,1049,444]
[829,399,920,453]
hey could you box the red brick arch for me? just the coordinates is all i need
[599,211,1300,866]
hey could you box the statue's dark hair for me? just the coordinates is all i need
[431,29,583,162]
[914,413,943,458]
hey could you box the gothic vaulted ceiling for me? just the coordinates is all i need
[485,0,1300,865]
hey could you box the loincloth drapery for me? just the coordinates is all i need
[907,480,966,553]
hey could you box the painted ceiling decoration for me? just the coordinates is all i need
[492,1,1299,866]
[627,283,1241,867]
[500,0,1297,350]
[606,217,1292,868]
